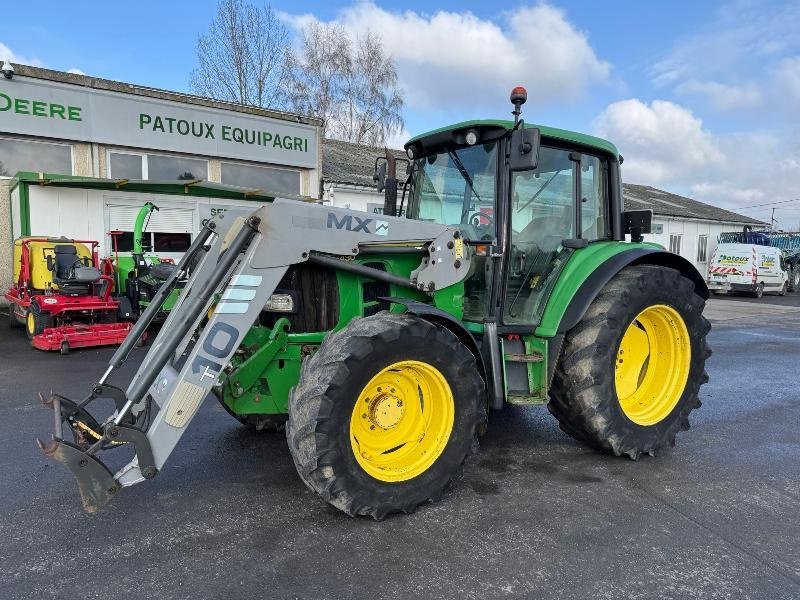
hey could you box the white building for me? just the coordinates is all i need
[320,139,766,276]
[1,64,322,293]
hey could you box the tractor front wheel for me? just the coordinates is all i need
[26,307,54,340]
[548,265,711,459]
[286,312,486,519]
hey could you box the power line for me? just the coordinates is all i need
[736,197,800,210]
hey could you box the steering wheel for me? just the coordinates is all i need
[468,211,494,229]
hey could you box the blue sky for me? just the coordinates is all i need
[3,0,800,226]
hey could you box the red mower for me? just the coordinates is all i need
[5,237,132,354]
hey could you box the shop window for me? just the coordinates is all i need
[108,151,208,181]
[147,154,208,181]
[109,152,144,179]
[697,234,708,263]
[154,232,191,252]
[220,161,301,196]
[0,137,72,177]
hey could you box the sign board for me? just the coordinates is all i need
[0,76,318,169]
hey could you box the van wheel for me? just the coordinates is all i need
[779,282,788,296]
[753,283,764,299]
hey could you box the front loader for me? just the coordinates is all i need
[38,87,711,518]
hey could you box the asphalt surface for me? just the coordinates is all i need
[1,294,799,600]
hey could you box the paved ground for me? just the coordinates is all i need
[1,294,799,600]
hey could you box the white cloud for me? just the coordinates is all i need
[593,99,721,184]
[66,67,86,76]
[0,41,45,67]
[675,79,763,112]
[283,3,610,110]
[593,98,800,227]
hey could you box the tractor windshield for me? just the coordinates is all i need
[405,142,498,241]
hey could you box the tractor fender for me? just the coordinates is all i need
[381,297,487,381]
[556,248,709,335]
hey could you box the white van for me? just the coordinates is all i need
[707,243,788,297]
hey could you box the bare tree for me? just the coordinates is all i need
[190,0,290,109]
[286,23,404,146]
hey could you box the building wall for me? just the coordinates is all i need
[1,67,322,304]
[0,178,12,294]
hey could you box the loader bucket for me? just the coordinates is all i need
[36,437,118,513]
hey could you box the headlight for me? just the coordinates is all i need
[465,129,479,146]
[264,293,295,312]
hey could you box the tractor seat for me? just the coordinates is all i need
[52,245,101,292]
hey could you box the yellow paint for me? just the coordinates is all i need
[350,360,454,482]
[13,238,92,290]
[614,304,691,426]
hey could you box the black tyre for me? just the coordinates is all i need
[25,305,54,340]
[8,305,24,329]
[753,283,764,298]
[548,265,711,459]
[778,282,788,296]
[789,267,800,292]
[286,312,486,519]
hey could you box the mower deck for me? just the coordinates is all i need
[33,322,133,354]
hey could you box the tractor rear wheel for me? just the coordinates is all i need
[25,307,54,340]
[548,265,711,459]
[286,312,485,519]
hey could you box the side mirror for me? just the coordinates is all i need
[622,209,653,243]
[509,127,540,171]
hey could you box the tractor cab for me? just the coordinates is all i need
[399,87,627,326]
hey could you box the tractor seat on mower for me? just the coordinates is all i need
[51,245,101,295]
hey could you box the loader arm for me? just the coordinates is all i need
[37,198,471,512]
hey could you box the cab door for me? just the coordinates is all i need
[500,146,610,401]
[503,147,609,325]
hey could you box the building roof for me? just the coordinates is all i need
[322,140,765,225]
[13,64,323,127]
[322,138,407,187]
[623,184,765,225]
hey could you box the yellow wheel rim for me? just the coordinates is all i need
[26,312,35,335]
[615,304,691,426]
[350,360,455,482]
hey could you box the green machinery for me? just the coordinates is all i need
[110,202,182,320]
[39,88,711,518]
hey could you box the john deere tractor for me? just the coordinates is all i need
[38,87,710,519]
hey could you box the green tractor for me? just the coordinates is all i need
[38,87,710,519]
